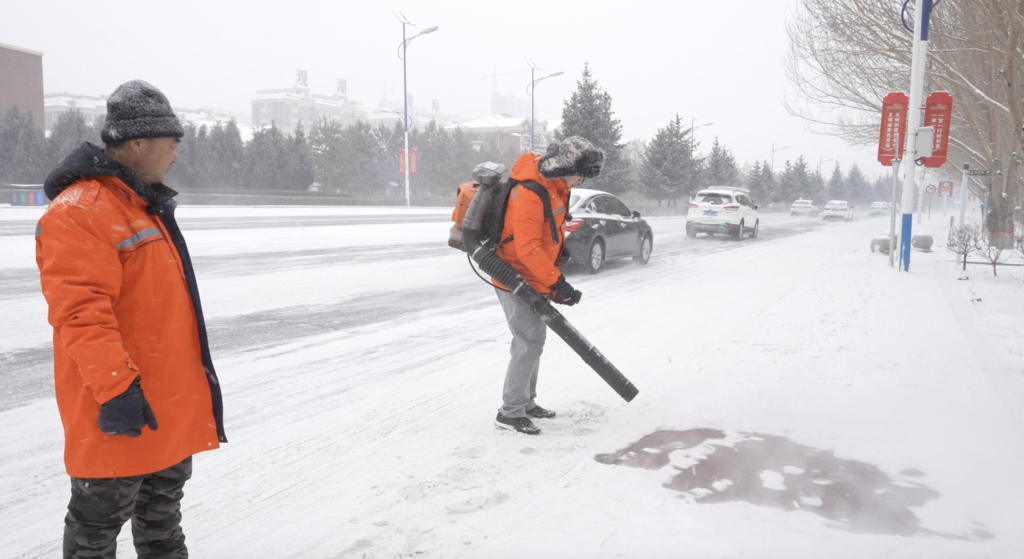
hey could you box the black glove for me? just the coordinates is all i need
[555,247,571,267]
[98,376,158,437]
[549,275,582,306]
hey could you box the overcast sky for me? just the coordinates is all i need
[1,0,888,178]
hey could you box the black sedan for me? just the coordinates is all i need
[562,188,653,274]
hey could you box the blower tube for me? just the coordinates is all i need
[462,201,639,403]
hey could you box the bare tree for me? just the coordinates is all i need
[976,228,1008,276]
[947,223,981,270]
[786,0,1024,239]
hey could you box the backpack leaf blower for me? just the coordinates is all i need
[450,162,639,403]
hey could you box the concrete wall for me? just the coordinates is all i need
[0,43,44,131]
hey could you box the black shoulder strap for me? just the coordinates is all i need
[515,180,560,245]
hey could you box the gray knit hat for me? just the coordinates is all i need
[101,80,184,144]
[538,136,604,179]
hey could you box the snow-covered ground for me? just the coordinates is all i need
[2,204,1023,558]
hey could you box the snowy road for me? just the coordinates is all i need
[2,205,1023,558]
[0,209,827,412]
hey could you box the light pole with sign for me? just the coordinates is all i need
[394,11,438,206]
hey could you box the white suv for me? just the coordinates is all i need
[823,200,854,221]
[687,187,760,240]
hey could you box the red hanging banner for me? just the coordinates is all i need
[877,92,909,166]
[398,148,419,176]
[922,91,953,168]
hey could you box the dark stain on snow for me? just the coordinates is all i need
[595,429,993,541]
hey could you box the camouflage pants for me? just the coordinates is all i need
[64,457,192,559]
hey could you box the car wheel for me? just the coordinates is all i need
[749,220,759,239]
[634,234,652,264]
[686,223,697,238]
[734,220,744,240]
[586,238,605,274]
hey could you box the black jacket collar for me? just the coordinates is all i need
[44,142,177,214]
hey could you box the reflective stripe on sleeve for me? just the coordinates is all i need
[115,227,162,250]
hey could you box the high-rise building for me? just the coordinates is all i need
[0,42,44,131]
[251,70,366,134]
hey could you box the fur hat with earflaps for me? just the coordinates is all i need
[101,80,184,144]
[538,136,604,179]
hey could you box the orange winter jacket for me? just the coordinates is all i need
[495,152,571,294]
[36,164,221,478]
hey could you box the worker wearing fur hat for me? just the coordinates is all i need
[36,79,225,558]
[493,137,604,435]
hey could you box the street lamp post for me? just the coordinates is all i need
[394,11,438,207]
[525,59,562,152]
[770,142,790,174]
[688,118,713,162]
[817,157,834,176]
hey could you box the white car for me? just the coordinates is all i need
[687,186,760,239]
[790,198,820,217]
[823,200,854,221]
[868,202,890,217]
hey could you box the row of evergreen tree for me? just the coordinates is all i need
[0,63,886,205]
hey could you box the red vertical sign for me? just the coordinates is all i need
[922,91,953,168]
[398,148,419,176]
[877,92,909,166]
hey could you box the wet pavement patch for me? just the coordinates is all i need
[595,429,992,540]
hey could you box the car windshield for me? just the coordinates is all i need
[826,202,846,209]
[698,193,732,205]
[871,203,886,208]
[793,201,811,206]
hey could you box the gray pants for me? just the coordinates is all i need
[496,288,546,418]
[64,457,192,559]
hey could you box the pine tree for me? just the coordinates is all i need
[212,120,245,188]
[47,108,91,168]
[640,114,689,206]
[556,63,629,194]
[284,121,314,191]
[244,122,290,190]
[0,107,46,184]
[844,163,870,203]
[167,123,199,188]
[777,156,812,203]
[744,160,775,204]
[826,162,845,201]
[704,137,740,186]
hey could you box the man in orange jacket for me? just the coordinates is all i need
[36,80,225,558]
[493,137,604,435]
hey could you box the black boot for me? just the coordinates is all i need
[495,413,541,435]
[526,405,556,419]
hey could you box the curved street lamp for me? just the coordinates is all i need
[525,59,562,152]
[770,141,790,174]
[394,11,438,206]
[689,120,714,162]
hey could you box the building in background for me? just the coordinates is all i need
[252,70,366,134]
[44,93,107,131]
[0,42,44,131]
[44,93,235,135]
[450,115,539,153]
